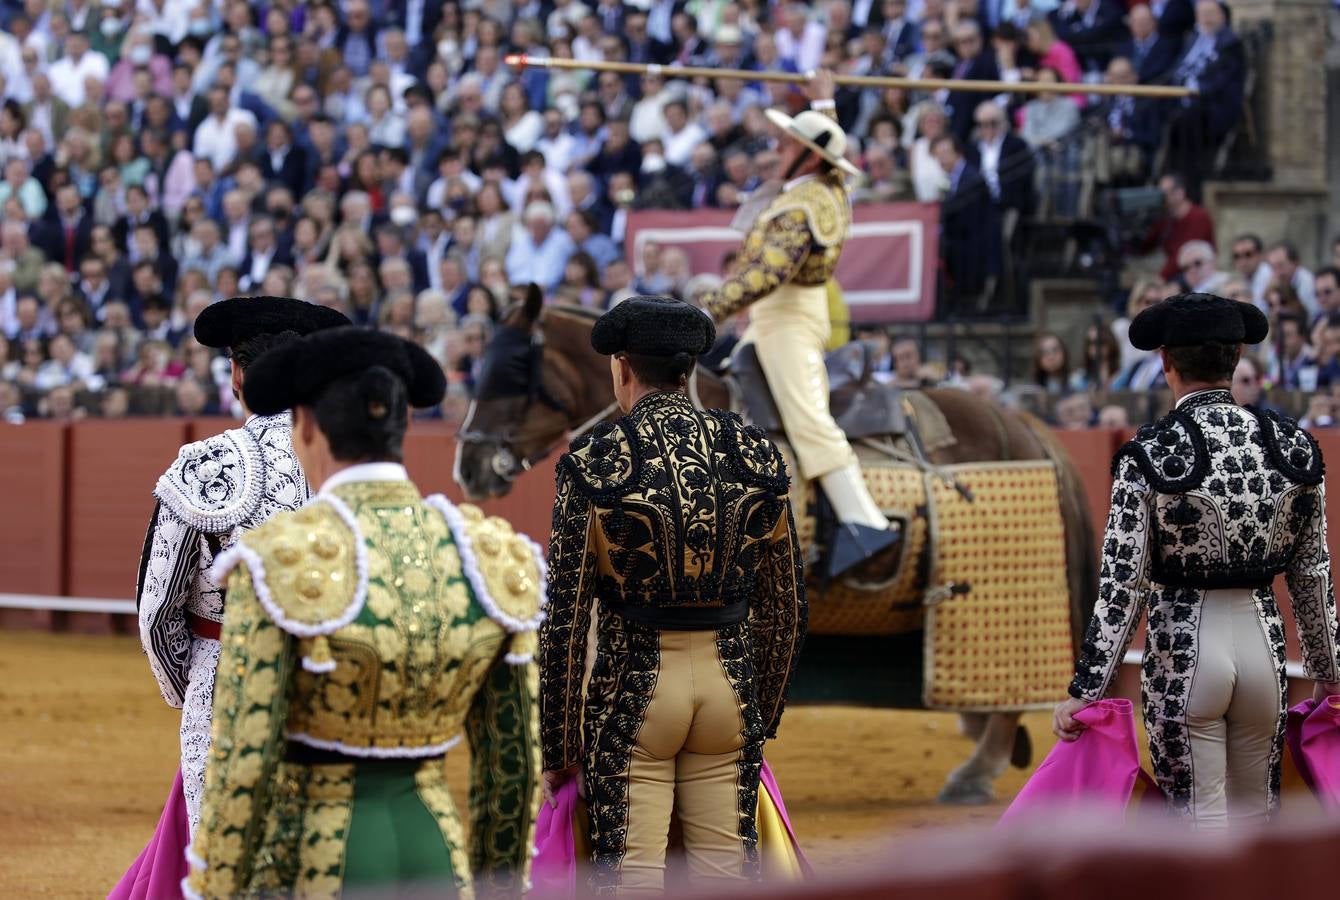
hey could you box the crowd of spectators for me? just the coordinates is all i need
[0,0,1266,427]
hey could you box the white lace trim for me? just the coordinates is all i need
[185,843,206,870]
[301,656,338,674]
[424,493,548,634]
[504,651,534,666]
[181,878,203,900]
[154,428,264,533]
[208,495,369,638]
[286,731,463,758]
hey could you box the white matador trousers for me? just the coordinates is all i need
[738,283,856,481]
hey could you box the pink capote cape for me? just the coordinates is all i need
[531,758,810,898]
[108,770,190,900]
[999,698,1158,825]
[1286,695,1340,807]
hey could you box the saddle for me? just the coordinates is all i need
[728,342,908,440]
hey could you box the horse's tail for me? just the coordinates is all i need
[1016,412,1098,654]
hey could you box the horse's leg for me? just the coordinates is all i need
[958,712,987,741]
[937,711,1023,805]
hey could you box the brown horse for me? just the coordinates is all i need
[455,295,1098,804]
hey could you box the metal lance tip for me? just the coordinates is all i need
[504,54,525,66]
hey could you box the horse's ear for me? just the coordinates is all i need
[522,283,543,326]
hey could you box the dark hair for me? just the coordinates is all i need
[931,133,962,156]
[1233,233,1263,252]
[310,366,408,462]
[1165,342,1241,383]
[1270,240,1300,263]
[622,351,696,391]
[232,330,301,370]
[994,22,1022,42]
[1316,266,1340,287]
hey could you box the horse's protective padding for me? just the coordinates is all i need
[784,445,932,637]
[920,460,1074,711]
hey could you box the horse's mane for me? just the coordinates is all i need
[498,299,600,327]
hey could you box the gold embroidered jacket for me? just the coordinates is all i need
[539,392,807,771]
[184,479,543,900]
[699,170,851,323]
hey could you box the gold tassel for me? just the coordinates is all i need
[309,635,332,667]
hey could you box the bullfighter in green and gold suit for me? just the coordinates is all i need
[540,297,808,896]
[183,328,543,900]
[697,74,897,577]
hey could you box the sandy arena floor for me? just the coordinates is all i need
[0,631,1058,898]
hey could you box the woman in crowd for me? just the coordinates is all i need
[1032,331,1078,394]
[909,103,951,202]
[501,82,544,154]
[1072,321,1122,392]
[1024,18,1083,101]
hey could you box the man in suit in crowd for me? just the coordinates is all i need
[260,119,309,198]
[1168,0,1244,187]
[966,101,1035,216]
[1049,0,1130,72]
[933,133,1002,313]
[946,21,1000,143]
[1121,3,1180,83]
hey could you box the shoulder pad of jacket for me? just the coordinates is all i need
[1252,407,1325,486]
[154,427,264,533]
[1112,411,1208,493]
[425,495,546,634]
[761,177,849,248]
[715,410,790,495]
[559,420,639,500]
[209,499,364,637]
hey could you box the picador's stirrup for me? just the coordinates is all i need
[825,521,902,581]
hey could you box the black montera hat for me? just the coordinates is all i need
[243,327,447,415]
[194,296,351,349]
[590,295,716,358]
[1128,292,1269,351]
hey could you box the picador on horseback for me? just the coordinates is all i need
[695,70,895,579]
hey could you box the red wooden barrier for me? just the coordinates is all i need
[0,422,66,628]
[66,420,187,631]
[1051,428,1120,554]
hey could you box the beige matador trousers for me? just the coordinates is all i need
[1174,587,1282,829]
[615,629,760,896]
[738,282,856,481]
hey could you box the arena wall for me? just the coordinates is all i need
[3,423,1339,642]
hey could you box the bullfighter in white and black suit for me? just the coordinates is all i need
[1055,293,1340,828]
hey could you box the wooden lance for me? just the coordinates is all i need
[503,55,1196,99]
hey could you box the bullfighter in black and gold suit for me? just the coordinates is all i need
[539,296,807,895]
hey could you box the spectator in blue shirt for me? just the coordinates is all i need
[504,201,576,293]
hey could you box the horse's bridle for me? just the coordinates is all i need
[456,326,618,482]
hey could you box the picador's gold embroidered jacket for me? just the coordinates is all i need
[539,391,807,771]
[699,171,850,323]
[184,479,543,900]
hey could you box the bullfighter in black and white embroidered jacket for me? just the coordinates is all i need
[1055,293,1340,828]
[133,297,347,830]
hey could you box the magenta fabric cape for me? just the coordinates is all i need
[1286,695,1340,807]
[998,698,1151,826]
[759,758,814,878]
[108,769,190,900]
[531,776,581,898]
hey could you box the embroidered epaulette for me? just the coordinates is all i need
[1252,407,1326,486]
[154,427,265,533]
[209,499,365,642]
[559,420,639,500]
[1112,412,1208,493]
[425,495,546,663]
[716,411,790,496]
[760,175,849,248]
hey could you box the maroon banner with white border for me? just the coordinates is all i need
[624,202,940,323]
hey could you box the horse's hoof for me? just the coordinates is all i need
[937,778,994,806]
[1010,724,1033,769]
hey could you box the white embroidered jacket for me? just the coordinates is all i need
[1070,389,1340,703]
[136,413,309,708]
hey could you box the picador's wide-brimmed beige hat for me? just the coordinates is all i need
[765,108,862,177]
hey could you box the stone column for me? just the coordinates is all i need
[1203,0,1330,264]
